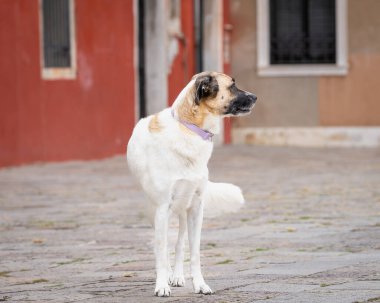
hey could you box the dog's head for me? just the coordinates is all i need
[192,71,257,116]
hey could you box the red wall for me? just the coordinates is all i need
[167,0,195,105]
[0,0,135,167]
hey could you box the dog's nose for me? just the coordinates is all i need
[249,94,257,102]
[244,91,257,102]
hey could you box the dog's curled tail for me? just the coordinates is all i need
[203,181,245,218]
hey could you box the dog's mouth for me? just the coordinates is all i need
[223,91,257,116]
[237,106,253,114]
[229,107,251,116]
[224,99,256,116]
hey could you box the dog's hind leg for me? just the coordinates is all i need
[154,203,171,297]
[170,213,187,287]
[187,194,213,294]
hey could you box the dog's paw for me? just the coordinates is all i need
[194,283,213,295]
[170,275,185,287]
[154,284,171,297]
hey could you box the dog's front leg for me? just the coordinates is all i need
[187,197,213,294]
[154,203,171,297]
[170,214,186,287]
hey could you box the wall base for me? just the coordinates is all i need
[232,127,380,147]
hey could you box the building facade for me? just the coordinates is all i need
[230,0,380,146]
[1,0,379,167]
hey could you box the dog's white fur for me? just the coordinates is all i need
[127,72,255,296]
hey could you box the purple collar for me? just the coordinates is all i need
[171,109,214,141]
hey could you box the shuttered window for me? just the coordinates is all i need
[40,0,76,79]
[270,0,336,65]
[42,0,71,67]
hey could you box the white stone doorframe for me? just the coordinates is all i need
[143,0,169,116]
[202,0,224,145]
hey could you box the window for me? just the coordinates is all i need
[270,0,336,64]
[257,0,347,76]
[40,0,76,79]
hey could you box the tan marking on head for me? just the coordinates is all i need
[203,72,235,114]
[148,114,162,133]
[177,72,236,128]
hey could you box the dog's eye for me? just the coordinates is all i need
[229,83,238,93]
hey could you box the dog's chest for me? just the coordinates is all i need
[169,137,213,171]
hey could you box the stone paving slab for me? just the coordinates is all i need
[0,146,380,302]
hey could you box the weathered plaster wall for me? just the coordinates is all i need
[230,0,319,127]
[0,0,136,167]
[319,0,380,126]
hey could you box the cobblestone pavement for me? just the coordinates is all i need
[1,146,380,303]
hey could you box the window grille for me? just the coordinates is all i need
[270,0,336,65]
[42,0,71,67]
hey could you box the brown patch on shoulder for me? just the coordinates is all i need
[148,114,162,133]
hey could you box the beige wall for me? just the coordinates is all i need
[231,0,380,127]
[319,0,380,126]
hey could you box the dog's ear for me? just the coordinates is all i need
[194,74,219,105]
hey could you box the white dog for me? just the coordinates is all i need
[127,71,257,297]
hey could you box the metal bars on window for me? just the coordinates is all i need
[270,0,336,65]
[42,0,71,67]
